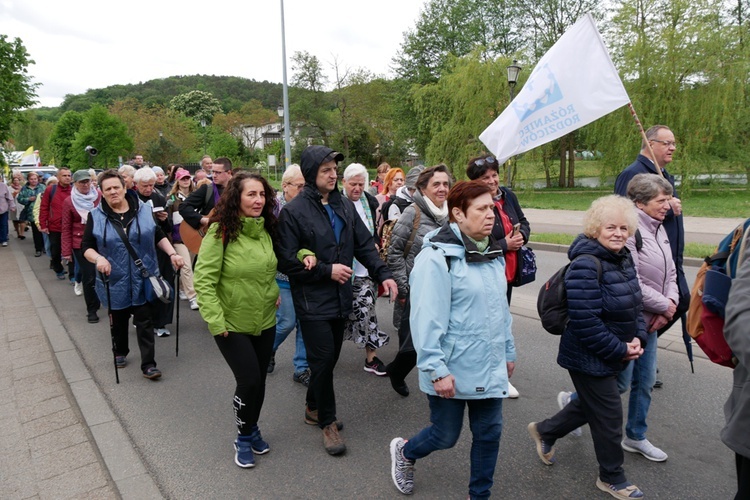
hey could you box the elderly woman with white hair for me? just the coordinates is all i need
[341,163,389,376]
[118,165,137,191]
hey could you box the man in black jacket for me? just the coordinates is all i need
[277,145,398,456]
[178,157,233,229]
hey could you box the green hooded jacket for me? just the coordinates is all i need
[194,217,279,336]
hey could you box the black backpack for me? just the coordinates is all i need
[537,254,602,335]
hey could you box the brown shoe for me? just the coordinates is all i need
[304,405,343,430]
[322,423,346,455]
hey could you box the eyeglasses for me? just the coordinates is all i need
[473,156,497,167]
[212,169,227,175]
[650,139,677,148]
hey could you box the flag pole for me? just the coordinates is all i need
[627,102,665,178]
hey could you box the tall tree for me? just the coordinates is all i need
[0,36,39,143]
[70,105,133,170]
[290,51,334,144]
[169,90,223,124]
[47,111,84,167]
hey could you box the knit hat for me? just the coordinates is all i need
[405,165,424,190]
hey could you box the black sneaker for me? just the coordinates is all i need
[364,356,387,376]
[143,367,162,380]
[87,312,99,324]
[267,352,275,373]
[115,356,127,369]
[293,368,311,386]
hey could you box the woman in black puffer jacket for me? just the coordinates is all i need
[528,195,648,499]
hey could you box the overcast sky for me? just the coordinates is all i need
[1,0,427,108]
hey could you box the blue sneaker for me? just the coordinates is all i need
[56,272,66,280]
[248,425,269,455]
[234,435,255,468]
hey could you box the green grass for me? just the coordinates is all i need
[529,233,717,259]
[516,188,750,218]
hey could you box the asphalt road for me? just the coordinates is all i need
[31,248,736,499]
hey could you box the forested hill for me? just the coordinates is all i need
[57,75,283,114]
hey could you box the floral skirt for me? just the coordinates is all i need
[345,276,389,350]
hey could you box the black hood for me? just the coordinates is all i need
[300,145,344,186]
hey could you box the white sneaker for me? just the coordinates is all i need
[155,328,171,337]
[189,298,199,310]
[621,437,668,462]
[556,391,583,437]
[507,381,520,399]
[74,282,83,296]
[179,291,188,301]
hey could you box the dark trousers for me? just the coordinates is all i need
[737,453,750,500]
[298,318,345,428]
[387,297,417,384]
[30,221,44,253]
[214,328,275,435]
[48,231,74,276]
[536,370,626,485]
[111,303,156,372]
[73,249,100,314]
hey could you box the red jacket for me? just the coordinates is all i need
[61,192,101,258]
[39,183,72,233]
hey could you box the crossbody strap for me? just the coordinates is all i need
[111,221,150,278]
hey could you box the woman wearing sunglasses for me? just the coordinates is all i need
[466,154,530,399]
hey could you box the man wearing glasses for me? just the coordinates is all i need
[612,124,687,463]
[179,157,233,230]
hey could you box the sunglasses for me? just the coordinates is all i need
[473,156,497,167]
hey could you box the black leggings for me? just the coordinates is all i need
[214,327,275,435]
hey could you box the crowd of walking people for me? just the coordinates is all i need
[2,124,747,499]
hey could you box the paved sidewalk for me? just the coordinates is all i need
[0,242,160,499]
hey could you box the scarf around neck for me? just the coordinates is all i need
[423,195,449,223]
[71,186,99,223]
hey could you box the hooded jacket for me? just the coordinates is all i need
[276,145,393,321]
[626,209,679,331]
[557,235,647,377]
[409,223,516,399]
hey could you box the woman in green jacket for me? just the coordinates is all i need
[194,172,280,469]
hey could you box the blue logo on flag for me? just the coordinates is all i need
[512,64,563,121]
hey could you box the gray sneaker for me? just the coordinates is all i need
[621,437,667,462]
[390,437,415,495]
[293,368,311,386]
[556,391,582,437]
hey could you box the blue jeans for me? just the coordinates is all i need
[404,396,503,499]
[0,211,8,243]
[272,285,308,374]
[617,331,657,441]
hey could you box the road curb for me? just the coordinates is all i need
[12,247,163,500]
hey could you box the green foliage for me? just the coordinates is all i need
[9,110,53,158]
[47,111,83,167]
[60,75,282,115]
[169,90,223,124]
[0,36,39,143]
[69,105,133,170]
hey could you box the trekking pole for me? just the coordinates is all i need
[175,270,180,357]
[101,272,119,384]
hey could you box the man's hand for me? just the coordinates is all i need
[381,279,398,301]
[669,197,682,216]
[649,314,669,333]
[331,264,353,284]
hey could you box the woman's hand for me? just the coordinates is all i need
[665,300,677,320]
[170,254,185,270]
[302,255,317,270]
[507,361,516,379]
[649,314,669,333]
[96,256,112,276]
[220,331,229,338]
[276,296,281,309]
[505,232,524,252]
[624,337,644,361]
[434,375,456,399]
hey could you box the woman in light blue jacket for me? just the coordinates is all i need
[389,181,516,500]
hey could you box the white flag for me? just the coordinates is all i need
[479,13,629,164]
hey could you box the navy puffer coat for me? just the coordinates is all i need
[557,235,647,377]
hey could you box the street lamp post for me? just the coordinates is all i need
[280,0,292,168]
[506,59,522,187]
[277,105,285,167]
